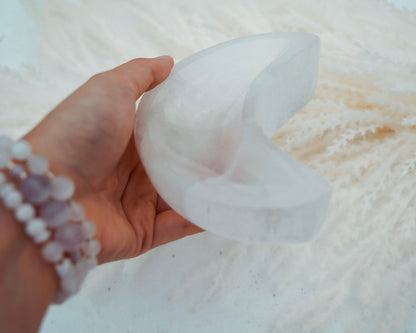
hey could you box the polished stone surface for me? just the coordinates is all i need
[135,32,331,244]
[21,175,52,204]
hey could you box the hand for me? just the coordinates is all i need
[24,56,203,264]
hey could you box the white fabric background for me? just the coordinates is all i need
[1,0,416,332]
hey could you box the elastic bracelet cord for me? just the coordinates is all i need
[0,136,100,303]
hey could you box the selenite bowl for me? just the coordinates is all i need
[134,32,332,244]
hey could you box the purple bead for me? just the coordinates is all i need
[69,250,82,262]
[55,223,85,252]
[20,175,51,204]
[10,164,25,179]
[39,200,71,228]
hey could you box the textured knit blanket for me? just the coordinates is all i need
[1,0,416,332]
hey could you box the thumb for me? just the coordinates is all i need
[93,56,175,100]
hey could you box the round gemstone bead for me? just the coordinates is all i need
[21,175,52,204]
[0,181,7,192]
[0,183,15,198]
[70,201,85,221]
[82,239,101,256]
[25,218,47,238]
[61,273,81,294]
[81,221,96,239]
[0,136,13,150]
[10,164,25,179]
[42,241,64,263]
[0,172,6,185]
[33,229,51,243]
[69,250,82,262]
[75,258,90,274]
[39,200,71,228]
[55,222,85,251]
[15,203,35,222]
[86,256,98,269]
[27,155,49,175]
[56,258,73,278]
[51,176,75,201]
[4,189,23,208]
[0,148,12,168]
[11,140,31,160]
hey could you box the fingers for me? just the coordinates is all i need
[121,161,204,254]
[96,56,174,100]
[152,210,204,249]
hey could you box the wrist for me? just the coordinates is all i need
[0,204,58,332]
[22,133,108,264]
[0,136,101,304]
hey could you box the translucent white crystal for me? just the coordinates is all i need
[3,189,23,208]
[51,176,75,200]
[0,183,15,198]
[0,136,13,150]
[15,203,35,222]
[70,201,85,221]
[42,241,64,263]
[82,239,101,256]
[33,229,51,243]
[11,140,31,160]
[26,218,47,237]
[0,172,6,185]
[135,32,332,244]
[61,273,81,294]
[81,220,96,239]
[56,258,73,278]
[0,148,12,168]
[28,154,49,175]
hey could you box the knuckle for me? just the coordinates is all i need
[89,72,105,82]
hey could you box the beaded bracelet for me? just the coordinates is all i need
[0,136,100,303]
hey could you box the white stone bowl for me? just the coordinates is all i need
[135,32,331,244]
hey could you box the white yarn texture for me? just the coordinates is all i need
[1,0,416,332]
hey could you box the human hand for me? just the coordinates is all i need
[23,56,203,264]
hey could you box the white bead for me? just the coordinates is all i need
[82,239,101,256]
[11,140,31,160]
[86,256,98,269]
[15,203,35,222]
[27,155,49,175]
[61,273,81,294]
[56,258,73,278]
[75,258,90,274]
[0,183,15,198]
[25,218,47,237]
[0,149,12,168]
[33,229,51,243]
[0,172,6,185]
[70,201,85,221]
[0,174,7,191]
[42,241,64,263]
[0,136,13,150]
[4,189,23,208]
[51,176,75,200]
[81,220,96,238]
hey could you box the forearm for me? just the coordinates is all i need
[0,205,58,333]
